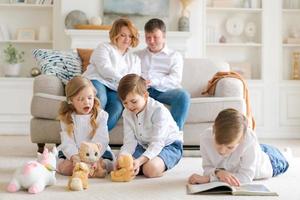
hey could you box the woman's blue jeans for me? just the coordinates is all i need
[91,80,123,131]
[148,87,190,130]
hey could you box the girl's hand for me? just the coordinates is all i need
[215,170,240,186]
[188,173,210,184]
[71,154,80,166]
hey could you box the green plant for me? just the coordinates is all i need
[3,43,25,64]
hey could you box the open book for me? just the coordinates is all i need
[187,182,278,196]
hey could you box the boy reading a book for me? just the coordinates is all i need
[188,108,290,186]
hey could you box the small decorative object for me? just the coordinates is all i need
[68,162,90,191]
[111,154,134,182]
[219,35,226,43]
[244,22,257,42]
[30,67,41,77]
[6,147,57,194]
[3,43,25,77]
[226,17,244,37]
[178,0,194,31]
[89,16,102,25]
[38,26,50,41]
[17,28,35,41]
[292,51,300,80]
[65,10,89,29]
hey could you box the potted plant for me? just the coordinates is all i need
[3,43,25,77]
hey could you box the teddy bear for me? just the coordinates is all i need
[68,162,90,191]
[110,154,134,182]
[6,147,58,194]
[74,142,107,178]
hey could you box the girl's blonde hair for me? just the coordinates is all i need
[213,108,248,145]
[117,73,147,101]
[58,76,100,139]
[109,18,139,48]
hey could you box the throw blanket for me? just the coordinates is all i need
[202,71,255,130]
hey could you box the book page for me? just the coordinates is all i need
[187,182,233,194]
[233,184,278,196]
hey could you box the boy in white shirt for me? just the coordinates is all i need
[117,73,183,178]
[188,108,289,186]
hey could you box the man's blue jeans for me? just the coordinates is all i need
[91,80,123,131]
[148,87,190,130]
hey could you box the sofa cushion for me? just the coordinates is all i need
[182,59,230,98]
[32,49,82,84]
[186,97,246,123]
[77,48,93,72]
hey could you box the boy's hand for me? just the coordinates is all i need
[215,170,240,186]
[133,159,141,175]
[188,173,210,184]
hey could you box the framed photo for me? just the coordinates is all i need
[17,28,35,41]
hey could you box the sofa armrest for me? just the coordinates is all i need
[33,74,65,96]
[215,77,244,97]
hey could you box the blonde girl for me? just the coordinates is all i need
[57,76,114,176]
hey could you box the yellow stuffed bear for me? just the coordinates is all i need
[111,154,134,182]
[68,162,89,191]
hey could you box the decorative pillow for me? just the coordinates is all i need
[32,49,82,84]
[77,48,93,72]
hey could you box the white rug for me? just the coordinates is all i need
[0,154,299,200]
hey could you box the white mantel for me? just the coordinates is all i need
[65,29,192,56]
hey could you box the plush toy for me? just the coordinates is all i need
[68,162,90,191]
[111,154,134,182]
[77,142,106,178]
[6,147,58,194]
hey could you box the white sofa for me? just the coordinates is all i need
[31,58,246,152]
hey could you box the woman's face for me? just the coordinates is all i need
[116,26,133,52]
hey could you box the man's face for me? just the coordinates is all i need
[145,28,166,53]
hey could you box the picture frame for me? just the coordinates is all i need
[17,28,35,41]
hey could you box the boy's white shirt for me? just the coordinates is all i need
[119,97,183,160]
[83,42,141,91]
[135,46,183,92]
[200,128,273,183]
[58,109,109,160]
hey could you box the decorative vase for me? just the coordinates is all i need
[178,16,190,32]
[4,63,21,77]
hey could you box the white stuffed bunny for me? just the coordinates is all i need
[7,147,58,194]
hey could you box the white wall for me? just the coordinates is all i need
[53,0,204,58]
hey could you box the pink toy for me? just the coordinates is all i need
[7,147,58,194]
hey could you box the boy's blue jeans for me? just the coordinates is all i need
[260,144,289,177]
[148,87,190,130]
[91,80,123,131]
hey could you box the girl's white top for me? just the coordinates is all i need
[58,110,109,160]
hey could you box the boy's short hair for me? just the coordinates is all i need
[118,74,147,101]
[213,108,248,145]
[144,18,166,33]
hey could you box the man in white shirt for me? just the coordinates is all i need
[136,18,190,131]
